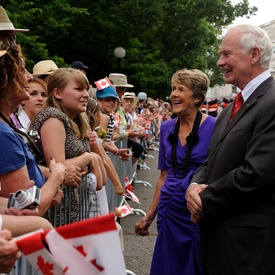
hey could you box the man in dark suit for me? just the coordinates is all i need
[186,24,275,275]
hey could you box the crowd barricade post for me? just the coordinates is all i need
[132,161,152,187]
[120,143,146,217]
[8,175,92,275]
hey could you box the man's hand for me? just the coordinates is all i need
[186,184,207,223]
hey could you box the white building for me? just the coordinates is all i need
[208,19,275,100]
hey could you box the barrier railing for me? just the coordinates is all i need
[7,138,152,274]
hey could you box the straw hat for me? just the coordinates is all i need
[121,92,138,108]
[33,60,58,77]
[108,73,134,88]
[0,6,29,33]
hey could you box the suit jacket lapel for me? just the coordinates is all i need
[215,76,275,146]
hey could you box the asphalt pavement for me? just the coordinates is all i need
[121,148,159,275]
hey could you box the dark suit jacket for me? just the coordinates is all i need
[192,76,275,275]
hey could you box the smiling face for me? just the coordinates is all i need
[98,97,116,114]
[53,79,89,118]
[47,68,90,119]
[23,81,47,119]
[216,28,259,90]
[170,81,198,115]
[122,98,133,113]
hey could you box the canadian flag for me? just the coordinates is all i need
[15,230,62,275]
[125,176,140,204]
[94,77,112,90]
[115,202,133,218]
[15,214,126,275]
[125,175,133,193]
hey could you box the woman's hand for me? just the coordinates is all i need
[63,163,82,188]
[50,189,64,207]
[4,207,39,216]
[88,129,97,146]
[114,184,124,196]
[135,217,152,236]
[48,158,66,185]
[0,230,21,273]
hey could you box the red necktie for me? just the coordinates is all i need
[229,92,243,122]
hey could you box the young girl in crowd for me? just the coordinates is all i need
[87,98,125,215]
[96,85,130,161]
[11,77,48,129]
[31,68,107,223]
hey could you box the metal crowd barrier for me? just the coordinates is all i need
[7,138,141,275]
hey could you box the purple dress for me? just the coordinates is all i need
[151,115,216,275]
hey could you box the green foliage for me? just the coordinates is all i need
[3,0,257,99]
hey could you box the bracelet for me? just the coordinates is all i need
[114,148,120,155]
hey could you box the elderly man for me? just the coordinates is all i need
[186,24,275,275]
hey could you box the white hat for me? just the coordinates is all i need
[109,73,134,88]
[0,6,29,33]
[33,60,58,77]
[121,92,138,108]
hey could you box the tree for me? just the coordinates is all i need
[4,0,257,99]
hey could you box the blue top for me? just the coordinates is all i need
[0,121,45,188]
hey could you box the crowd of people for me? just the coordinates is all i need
[0,6,172,272]
[1,5,275,275]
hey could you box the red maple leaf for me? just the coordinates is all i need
[120,208,128,215]
[74,245,105,272]
[74,245,87,257]
[100,80,107,86]
[91,258,105,272]
[37,255,55,275]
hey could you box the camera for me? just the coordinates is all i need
[7,186,41,210]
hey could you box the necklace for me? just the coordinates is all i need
[168,110,202,176]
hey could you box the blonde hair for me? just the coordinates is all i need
[86,97,101,130]
[46,68,90,138]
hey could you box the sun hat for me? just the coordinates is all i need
[32,60,58,77]
[108,73,134,88]
[0,6,29,33]
[96,86,120,101]
[121,92,138,108]
[71,61,89,70]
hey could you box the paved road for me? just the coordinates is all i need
[121,148,159,275]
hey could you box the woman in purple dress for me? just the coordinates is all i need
[135,69,216,275]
